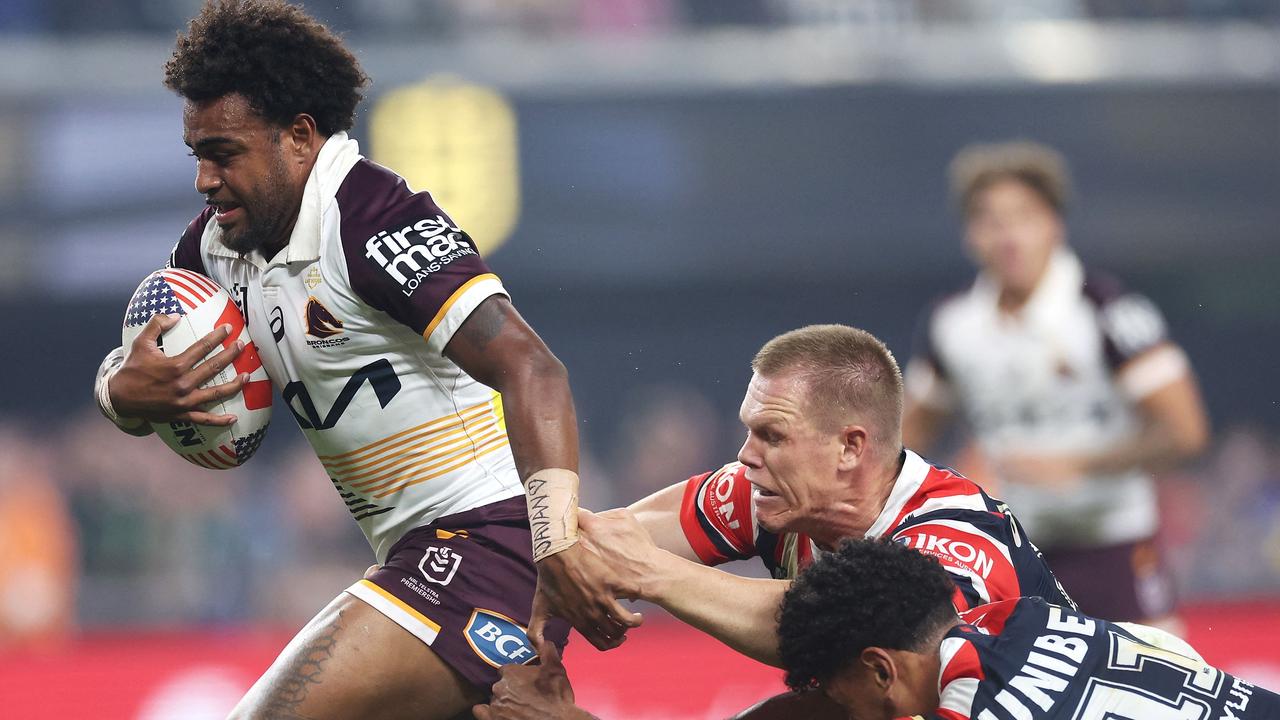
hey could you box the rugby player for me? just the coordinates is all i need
[778,539,1279,720]
[902,141,1209,628]
[477,324,1074,719]
[90,2,636,717]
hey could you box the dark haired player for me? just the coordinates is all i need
[777,539,1278,720]
[478,541,1279,719]
[90,2,636,717]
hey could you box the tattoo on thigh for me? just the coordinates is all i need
[261,609,344,719]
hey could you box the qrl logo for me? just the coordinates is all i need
[363,216,478,291]
[418,546,462,586]
[464,610,537,668]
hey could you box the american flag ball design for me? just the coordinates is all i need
[124,269,222,327]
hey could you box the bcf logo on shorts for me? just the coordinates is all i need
[419,546,462,586]
[464,609,537,668]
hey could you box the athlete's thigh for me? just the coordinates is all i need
[229,592,484,720]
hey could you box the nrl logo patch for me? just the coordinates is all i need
[418,545,462,586]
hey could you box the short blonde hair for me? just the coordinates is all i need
[752,325,903,445]
[949,140,1071,217]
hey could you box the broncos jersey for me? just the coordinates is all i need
[905,250,1193,547]
[679,450,1073,612]
[163,133,523,563]
[935,597,1279,719]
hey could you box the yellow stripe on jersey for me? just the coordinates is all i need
[317,398,492,464]
[374,435,510,499]
[350,423,505,493]
[356,579,441,633]
[422,272,500,342]
[334,415,497,481]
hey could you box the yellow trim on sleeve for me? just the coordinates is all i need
[357,579,442,632]
[422,273,500,342]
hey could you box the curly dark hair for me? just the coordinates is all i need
[778,539,958,691]
[164,0,369,135]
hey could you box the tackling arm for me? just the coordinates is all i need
[579,509,788,666]
[626,480,700,562]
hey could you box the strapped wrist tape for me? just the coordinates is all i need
[526,468,580,562]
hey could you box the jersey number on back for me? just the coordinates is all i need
[1072,631,1222,720]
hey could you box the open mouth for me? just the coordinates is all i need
[753,485,779,498]
[210,202,243,223]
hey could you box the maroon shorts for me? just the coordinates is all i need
[1041,537,1176,622]
[344,497,570,691]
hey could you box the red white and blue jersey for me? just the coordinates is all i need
[935,597,1279,719]
[679,450,1073,611]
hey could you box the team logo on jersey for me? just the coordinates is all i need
[304,265,323,290]
[362,215,479,297]
[464,609,537,667]
[304,297,349,348]
[418,545,462,586]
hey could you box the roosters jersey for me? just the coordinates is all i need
[934,597,1279,719]
[905,250,1193,547]
[166,133,523,562]
[680,450,1073,612]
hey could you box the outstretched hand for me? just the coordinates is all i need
[111,313,246,426]
[528,541,643,652]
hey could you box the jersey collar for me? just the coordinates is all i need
[970,248,1084,323]
[864,449,931,539]
[206,132,363,267]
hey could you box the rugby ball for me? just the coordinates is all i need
[121,268,272,469]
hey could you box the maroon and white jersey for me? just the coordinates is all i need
[934,597,1279,719]
[167,133,522,562]
[679,450,1073,611]
[905,250,1193,547]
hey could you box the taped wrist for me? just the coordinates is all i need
[526,468,580,562]
[94,347,153,437]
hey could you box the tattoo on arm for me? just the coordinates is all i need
[260,609,344,719]
[458,297,509,351]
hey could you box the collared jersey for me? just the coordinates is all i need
[905,250,1191,547]
[168,133,523,562]
[679,450,1073,612]
[934,597,1279,719]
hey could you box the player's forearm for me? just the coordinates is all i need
[496,353,579,481]
[1083,424,1202,476]
[1084,385,1209,476]
[644,551,787,666]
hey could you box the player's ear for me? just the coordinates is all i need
[837,424,867,471]
[860,646,896,691]
[284,113,319,159]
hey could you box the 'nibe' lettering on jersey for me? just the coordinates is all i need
[977,606,1096,720]
[363,216,478,296]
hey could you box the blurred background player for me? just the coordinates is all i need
[901,141,1210,630]
[89,2,635,718]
